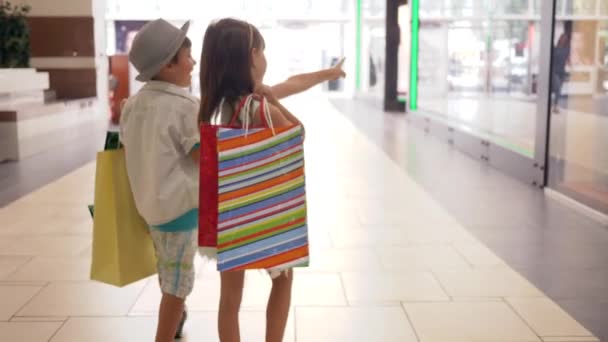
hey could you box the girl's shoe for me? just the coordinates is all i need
[175,309,188,339]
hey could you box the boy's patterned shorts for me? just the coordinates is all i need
[149,228,197,299]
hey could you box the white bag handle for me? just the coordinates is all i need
[212,95,276,136]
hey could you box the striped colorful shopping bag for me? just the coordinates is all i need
[199,95,310,272]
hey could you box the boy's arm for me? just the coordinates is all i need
[271,58,346,99]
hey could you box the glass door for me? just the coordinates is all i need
[547,5,608,214]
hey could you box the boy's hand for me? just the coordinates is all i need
[327,57,346,81]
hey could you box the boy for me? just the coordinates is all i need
[120,19,199,342]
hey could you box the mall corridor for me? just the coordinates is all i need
[0,95,605,341]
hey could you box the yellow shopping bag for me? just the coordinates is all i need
[90,149,157,287]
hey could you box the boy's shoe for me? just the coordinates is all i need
[175,309,188,339]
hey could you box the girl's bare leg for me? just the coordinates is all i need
[219,271,246,342]
[266,270,293,342]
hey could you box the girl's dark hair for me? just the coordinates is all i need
[198,18,265,123]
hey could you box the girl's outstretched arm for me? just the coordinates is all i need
[271,58,346,99]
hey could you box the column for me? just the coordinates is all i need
[23,0,107,113]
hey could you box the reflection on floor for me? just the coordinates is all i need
[558,181,608,213]
[0,95,599,341]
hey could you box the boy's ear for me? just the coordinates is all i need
[159,63,174,73]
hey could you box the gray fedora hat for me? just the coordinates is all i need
[129,19,190,82]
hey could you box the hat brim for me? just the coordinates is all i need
[135,21,191,82]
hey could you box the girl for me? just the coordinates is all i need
[198,18,303,342]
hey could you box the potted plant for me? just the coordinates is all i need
[0,1,31,68]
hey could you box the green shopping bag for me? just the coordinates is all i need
[90,148,157,287]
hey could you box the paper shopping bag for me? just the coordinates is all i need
[199,95,310,272]
[90,148,157,286]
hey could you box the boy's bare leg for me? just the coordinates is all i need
[219,271,246,342]
[156,293,184,342]
[266,270,293,342]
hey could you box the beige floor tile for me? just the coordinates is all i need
[403,301,541,342]
[0,257,31,280]
[291,273,347,306]
[10,316,67,322]
[241,272,347,308]
[296,306,418,342]
[130,287,296,340]
[329,228,411,248]
[132,271,347,313]
[0,216,91,237]
[358,209,458,227]
[4,202,91,222]
[17,281,147,317]
[452,241,507,268]
[434,268,544,298]
[182,311,295,342]
[341,271,449,303]
[296,248,381,273]
[128,278,164,314]
[307,229,333,250]
[307,206,359,223]
[0,322,62,342]
[0,236,91,257]
[377,245,471,271]
[0,205,61,224]
[542,337,599,341]
[506,297,597,338]
[50,316,156,342]
[404,225,477,244]
[131,274,221,314]
[7,257,91,282]
[307,214,361,233]
[0,285,43,321]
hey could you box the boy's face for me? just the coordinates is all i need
[159,46,195,87]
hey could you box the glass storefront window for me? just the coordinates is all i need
[533,0,542,15]
[420,0,537,18]
[418,21,449,112]
[363,0,385,17]
[447,21,487,93]
[558,0,598,16]
[601,0,608,14]
[548,15,608,214]
[445,0,487,17]
[420,0,444,18]
[418,12,540,156]
[491,0,530,15]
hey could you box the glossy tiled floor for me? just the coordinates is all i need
[0,95,600,341]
